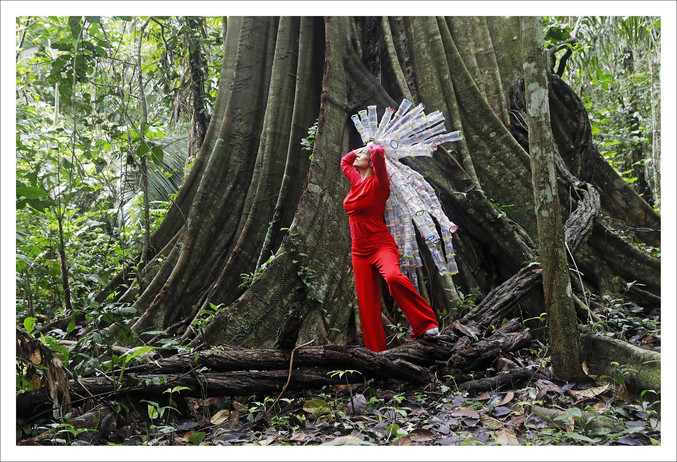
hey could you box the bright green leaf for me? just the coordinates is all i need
[23,317,37,333]
[67,315,76,334]
[303,398,330,414]
[122,346,154,364]
[564,432,598,444]
[188,431,205,445]
[150,145,164,165]
[16,185,49,200]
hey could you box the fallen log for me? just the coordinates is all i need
[16,368,348,419]
[18,317,536,419]
[458,368,544,393]
[459,270,542,334]
[17,344,434,418]
[580,333,661,396]
[125,344,433,383]
[446,328,532,373]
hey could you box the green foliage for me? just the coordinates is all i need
[545,16,661,203]
[300,119,318,160]
[487,199,514,218]
[191,302,230,338]
[15,17,225,381]
[239,253,284,290]
[589,293,660,343]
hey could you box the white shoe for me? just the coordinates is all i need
[424,327,440,336]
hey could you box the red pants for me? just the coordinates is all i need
[352,231,439,352]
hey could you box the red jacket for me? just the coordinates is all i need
[341,144,390,239]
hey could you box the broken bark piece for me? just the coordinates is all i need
[457,368,543,393]
[446,330,532,373]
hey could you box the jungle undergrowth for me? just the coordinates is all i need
[19,339,661,447]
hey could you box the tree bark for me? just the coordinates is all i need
[137,18,152,269]
[131,17,278,332]
[185,16,210,158]
[90,16,660,356]
[521,15,582,380]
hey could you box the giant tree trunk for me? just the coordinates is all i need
[94,16,659,359]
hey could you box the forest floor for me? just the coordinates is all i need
[33,346,660,448]
[18,301,662,448]
[103,357,661,447]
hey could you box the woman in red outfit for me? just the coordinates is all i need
[341,142,439,352]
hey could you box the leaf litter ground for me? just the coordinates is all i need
[97,346,660,447]
[20,296,661,447]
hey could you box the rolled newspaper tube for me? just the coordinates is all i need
[393,145,431,158]
[393,98,412,120]
[391,148,407,159]
[442,235,459,274]
[367,105,378,140]
[358,110,370,138]
[407,267,419,290]
[430,248,449,276]
[447,257,459,275]
[412,246,423,268]
[409,144,434,157]
[393,123,415,143]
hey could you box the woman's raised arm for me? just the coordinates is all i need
[340,150,361,186]
[369,143,389,191]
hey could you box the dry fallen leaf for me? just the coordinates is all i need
[330,435,364,446]
[480,414,503,430]
[497,357,518,371]
[452,320,480,338]
[451,407,480,419]
[477,392,491,400]
[409,407,425,416]
[397,436,412,446]
[500,391,515,406]
[229,401,242,429]
[409,428,435,442]
[590,402,607,414]
[536,379,563,394]
[509,413,526,429]
[210,409,230,426]
[568,383,610,402]
[618,385,632,403]
[495,428,519,445]
[289,431,307,442]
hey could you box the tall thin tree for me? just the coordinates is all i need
[521,16,583,380]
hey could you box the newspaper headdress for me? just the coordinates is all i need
[351,99,462,289]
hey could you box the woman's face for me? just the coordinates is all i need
[353,147,371,170]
